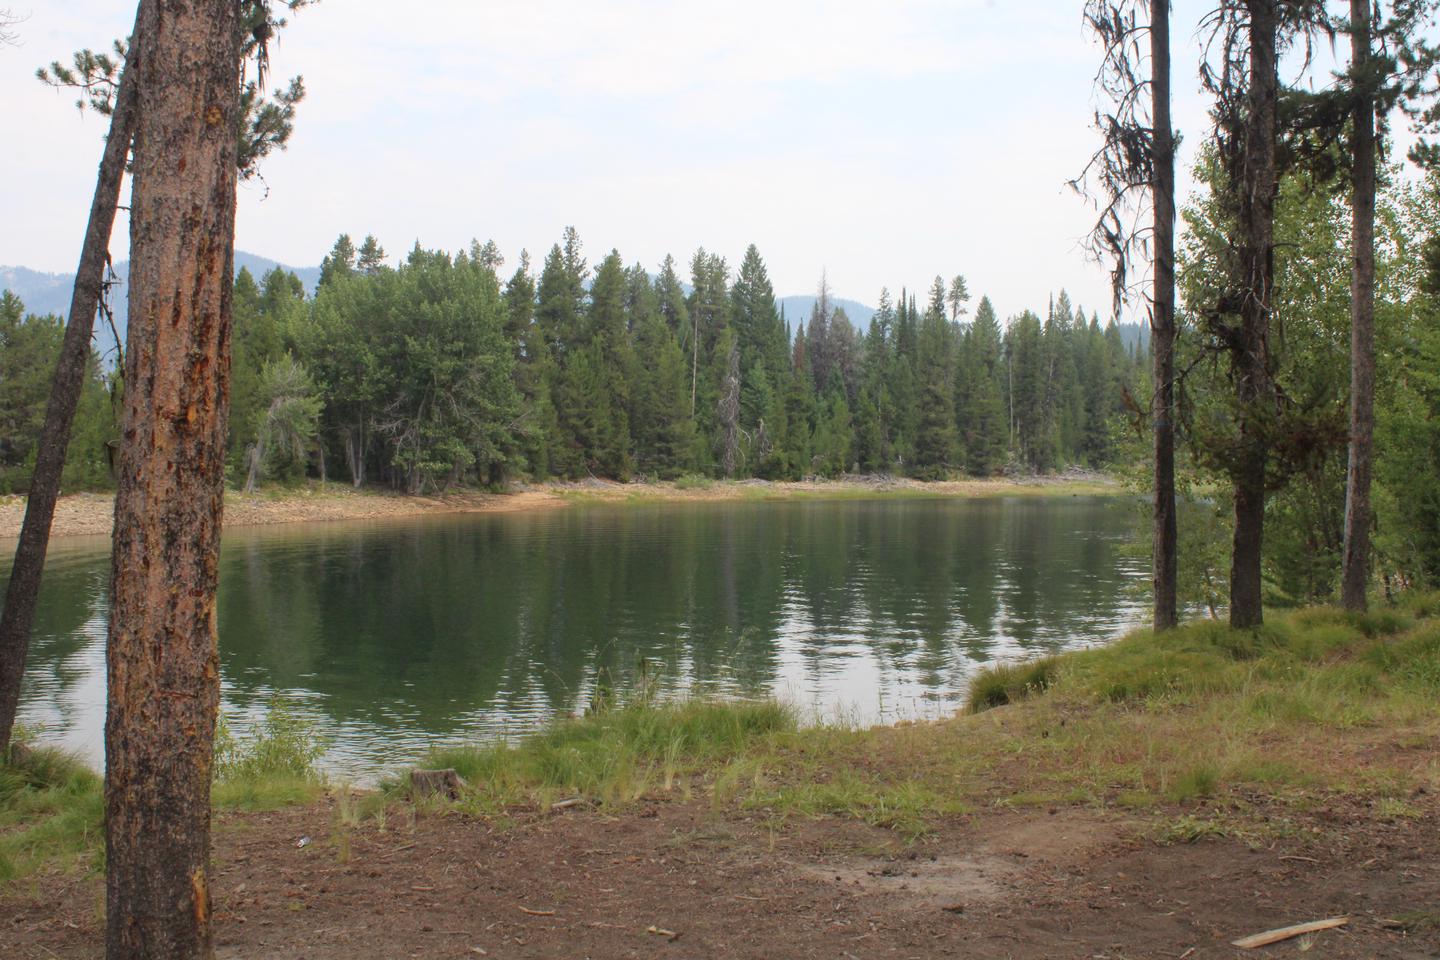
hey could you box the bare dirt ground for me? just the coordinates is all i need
[0,474,1115,541]
[4,795,1436,959]
[0,488,568,540]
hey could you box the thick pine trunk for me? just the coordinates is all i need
[1150,0,1179,632]
[0,7,145,756]
[104,0,240,957]
[1229,0,1279,630]
[1341,0,1376,612]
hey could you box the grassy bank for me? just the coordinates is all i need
[6,595,1436,881]
[404,595,1439,838]
[0,703,328,883]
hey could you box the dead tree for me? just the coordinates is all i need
[1073,0,1179,632]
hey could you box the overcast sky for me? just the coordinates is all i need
[2,1,1333,322]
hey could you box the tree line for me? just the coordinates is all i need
[241,231,1150,489]
[0,235,1150,496]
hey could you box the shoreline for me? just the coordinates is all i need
[0,473,1123,541]
[4,601,1437,958]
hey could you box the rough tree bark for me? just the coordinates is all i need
[1341,0,1376,612]
[1228,0,1280,630]
[1151,0,1179,632]
[104,0,240,956]
[0,8,145,757]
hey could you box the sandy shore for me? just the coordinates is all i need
[0,474,1120,541]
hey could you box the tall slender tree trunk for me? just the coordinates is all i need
[1341,0,1376,612]
[1229,0,1280,629]
[0,7,145,756]
[1151,0,1179,632]
[690,310,700,417]
[105,0,240,956]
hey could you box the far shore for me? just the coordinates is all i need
[0,473,1124,541]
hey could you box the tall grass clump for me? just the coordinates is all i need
[212,696,326,809]
[966,657,1059,712]
[409,695,797,809]
[0,744,103,882]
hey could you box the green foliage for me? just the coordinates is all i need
[265,229,1145,491]
[213,696,325,784]
[243,354,322,490]
[0,291,116,493]
[405,695,796,810]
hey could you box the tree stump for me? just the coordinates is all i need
[410,768,467,800]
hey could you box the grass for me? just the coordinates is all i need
[0,698,325,884]
[0,746,103,882]
[401,595,1440,839]
[954,597,1440,817]
[6,594,1438,882]
[395,695,798,811]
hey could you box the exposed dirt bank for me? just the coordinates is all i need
[0,474,1121,541]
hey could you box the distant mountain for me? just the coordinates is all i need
[777,295,876,330]
[0,252,321,362]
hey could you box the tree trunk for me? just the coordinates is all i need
[1341,0,1376,612]
[1229,0,1280,630]
[105,0,240,956]
[0,7,145,756]
[1151,0,1179,632]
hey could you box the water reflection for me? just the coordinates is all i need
[10,497,1146,778]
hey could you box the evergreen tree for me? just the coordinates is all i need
[318,233,356,288]
[1007,310,1047,471]
[913,278,957,478]
[960,296,1007,474]
[356,234,386,274]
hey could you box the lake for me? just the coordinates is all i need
[10,495,1147,779]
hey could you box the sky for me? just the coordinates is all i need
[0,1,1341,323]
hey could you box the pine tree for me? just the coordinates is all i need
[960,296,1007,474]
[913,277,957,478]
[1008,310,1047,471]
[584,250,634,477]
[319,233,356,288]
[356,234,386,274]
[105,0,241,951]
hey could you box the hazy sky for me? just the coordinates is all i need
[2,1,1312,322]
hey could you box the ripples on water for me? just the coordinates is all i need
[9,496,1147,779]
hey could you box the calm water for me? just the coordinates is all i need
[9,496,1146,778]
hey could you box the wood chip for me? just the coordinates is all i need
[551,798,585,810]
[519,907,555,917]
[646,925,681,941]
[1232,916,1349,949]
